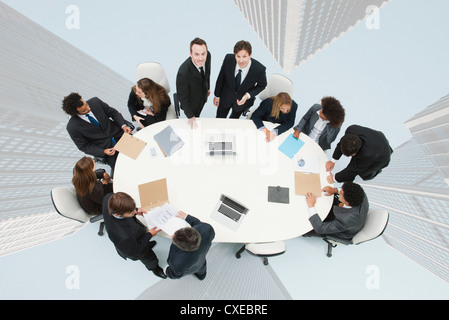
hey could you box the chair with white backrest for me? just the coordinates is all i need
[245,73,293,118]
[236,241,286,265]
[136,62,178,119]
[323,208,389,257]
[51,185,106,236]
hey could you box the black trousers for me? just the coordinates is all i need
[132,246,159,271]
[216,106,244,119]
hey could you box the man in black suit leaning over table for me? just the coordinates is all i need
[62,92,132,173]
[326,124,393,183]
[214,40,267,119]
[165,211,215,280]
[176,37,211,129]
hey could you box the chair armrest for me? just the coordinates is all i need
[90,215,104,223]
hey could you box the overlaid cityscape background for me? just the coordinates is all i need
[0,0,448,299]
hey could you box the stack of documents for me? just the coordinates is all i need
[144,203,189,236]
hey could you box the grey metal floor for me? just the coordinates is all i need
[136,243,292,300]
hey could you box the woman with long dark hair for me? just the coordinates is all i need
[72,156,113,215]
[128,77,171,129]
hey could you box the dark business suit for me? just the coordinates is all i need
[166,215,215,280]
[102,193,159,271]
[127,90,169,127]
[294,104,341,151]
[66,97,126,170]
[333,125,393,182]
[308,193,369,240]
[77,181,113,216]
[214,54,267,118]
[176,51,211,119]
[251,98,298,136]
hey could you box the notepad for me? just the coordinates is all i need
[153,125,184,157]
[278,134,305,159]
[114,132,147,160]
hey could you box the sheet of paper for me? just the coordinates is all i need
[143,203,189,236]
[293,155,320,173]
[278,134,305,159]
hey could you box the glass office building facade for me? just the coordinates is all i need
[0,2,133,256]
[234,0,391,73]
[359,95,449,283]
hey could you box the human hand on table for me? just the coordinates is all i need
[305,193,317,208]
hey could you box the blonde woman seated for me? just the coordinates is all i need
[251,92,298,142]
[128,77,171,129]
[72,156,113,216]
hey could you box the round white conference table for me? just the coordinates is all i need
[113,118,333,243]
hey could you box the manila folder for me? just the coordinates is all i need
[295,172,321,197]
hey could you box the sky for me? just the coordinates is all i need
[1,0,449,300]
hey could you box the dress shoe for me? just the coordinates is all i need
[194,272,206,280]
[152,266,167,279]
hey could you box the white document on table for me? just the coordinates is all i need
[143,203,189,236]
[293,155,320,173]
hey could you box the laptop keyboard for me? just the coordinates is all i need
[218,204,242,222]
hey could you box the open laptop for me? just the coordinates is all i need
[206,133,236,156]
[210,194,249,231]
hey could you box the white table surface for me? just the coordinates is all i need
[113,118,333,243]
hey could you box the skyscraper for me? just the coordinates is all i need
[234,0,391,73]
[0,2,133,256]
[359,94,449,283]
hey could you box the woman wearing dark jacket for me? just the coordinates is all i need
[251,92,298,142]
[128,77,171,129]
[72,156,113,215]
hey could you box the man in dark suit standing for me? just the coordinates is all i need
[176,37,211,129]
[102,192,167,279]
[214,40,267,119]
[305,182,369,240]
[165,211,215,280]
[326,124,393,183]
[62,92,132,172]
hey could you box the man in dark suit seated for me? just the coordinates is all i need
[176,37,211,129]
[102,192,167,279]
[62,92,132,172]
[305,182,369,240]
[214,40,267,119]
[326,124,393,183]
[165,211,215,280]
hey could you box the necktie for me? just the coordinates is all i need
[235,69,242,88]
[199,66,205,79]
[85,113,100,127]
[85,113,116,146]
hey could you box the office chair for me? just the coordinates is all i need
[236,241,286,265]
[136,62,177,119]
[323,208,389,257]
[50,185,105,236]
[244,73,294,118]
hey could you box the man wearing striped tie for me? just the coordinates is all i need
[62,92,132,174]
